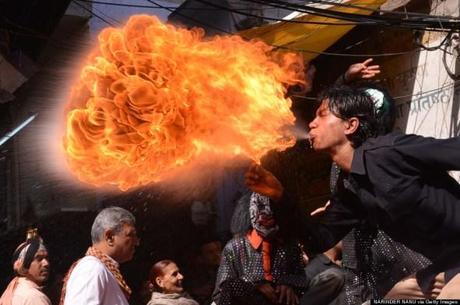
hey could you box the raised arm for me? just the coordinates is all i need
[336,58,381,85]
[245,162,284,202]
[392,134,460,171]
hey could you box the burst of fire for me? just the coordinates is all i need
[63,15,305,191]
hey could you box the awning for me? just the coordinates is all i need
[238,0,387,62]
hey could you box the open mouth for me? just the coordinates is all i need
[259,216,275,226]
[308,135,316,148]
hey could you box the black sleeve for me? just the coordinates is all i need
[393,134,460,171]
[273,192,358,256]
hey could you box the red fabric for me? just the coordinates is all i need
[247,230,272,281]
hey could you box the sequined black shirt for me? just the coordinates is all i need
[213,234,307,302]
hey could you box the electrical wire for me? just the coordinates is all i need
[414,29,453,51]
[1,16,92,53]
[72,0,460,31]
[273,45,421,57]
[3,0,445,58]
[260,0,460,24]
[97,0,436,57]
[291,79,460,103]
[90,2,122,24]
[240,0,460,31]
[193,0,375,26]
[69,0,460,32]
[442,33,460,80]
[292,0,460,20]
[144,0,422,57]
[72,0,118,27]
[145,0,234,34]
[74,0,281,11]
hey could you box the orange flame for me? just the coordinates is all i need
[63,15,305,191]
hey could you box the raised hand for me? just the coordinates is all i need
[344,58,380,83]
[245,162,284,202]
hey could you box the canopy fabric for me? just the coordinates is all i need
[238,0,387,62]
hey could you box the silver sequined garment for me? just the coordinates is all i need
[331,164,432,304]
[342,225,431,304]
[213,234,307,304]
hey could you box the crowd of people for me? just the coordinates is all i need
[1,59,460,304]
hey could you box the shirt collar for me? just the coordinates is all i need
[351,147,365,175]
[350,134,396,176]
[247,229,263,250]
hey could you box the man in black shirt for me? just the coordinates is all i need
[245,85,460,298]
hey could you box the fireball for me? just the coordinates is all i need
[63,15,304,191]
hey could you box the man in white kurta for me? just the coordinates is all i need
[62,207,139,305]
[64,255,129,305]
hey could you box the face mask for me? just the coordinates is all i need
[249,193,279,238]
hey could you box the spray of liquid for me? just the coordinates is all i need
[290,126,312,149]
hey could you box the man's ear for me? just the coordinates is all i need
[155,277,163,288]
[344,117,360,135]
[104,229,115,246]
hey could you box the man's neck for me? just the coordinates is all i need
[92,243,116,261]
[22,276,42,288]
[331,143,354,173]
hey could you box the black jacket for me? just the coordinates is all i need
[284,132,460,291]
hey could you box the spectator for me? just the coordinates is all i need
[146,260,198,305]
[0,229,51,305]
[213,192,307,305]
[60,206,139,305]
[187,240,222,305]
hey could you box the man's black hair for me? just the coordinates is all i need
[357,82,396,135]
[318,85,379,147]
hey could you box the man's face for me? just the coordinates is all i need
[200,241,222,268]
[26,250,50,285]
[157,263,184,294]
[112,223,139,263]
[308,100,348,152]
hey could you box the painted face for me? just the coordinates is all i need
[26,250,50,285]
[308,100,349,152]
[112,223,139,263]
[249,192,278,238]
[156,263,184,294]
